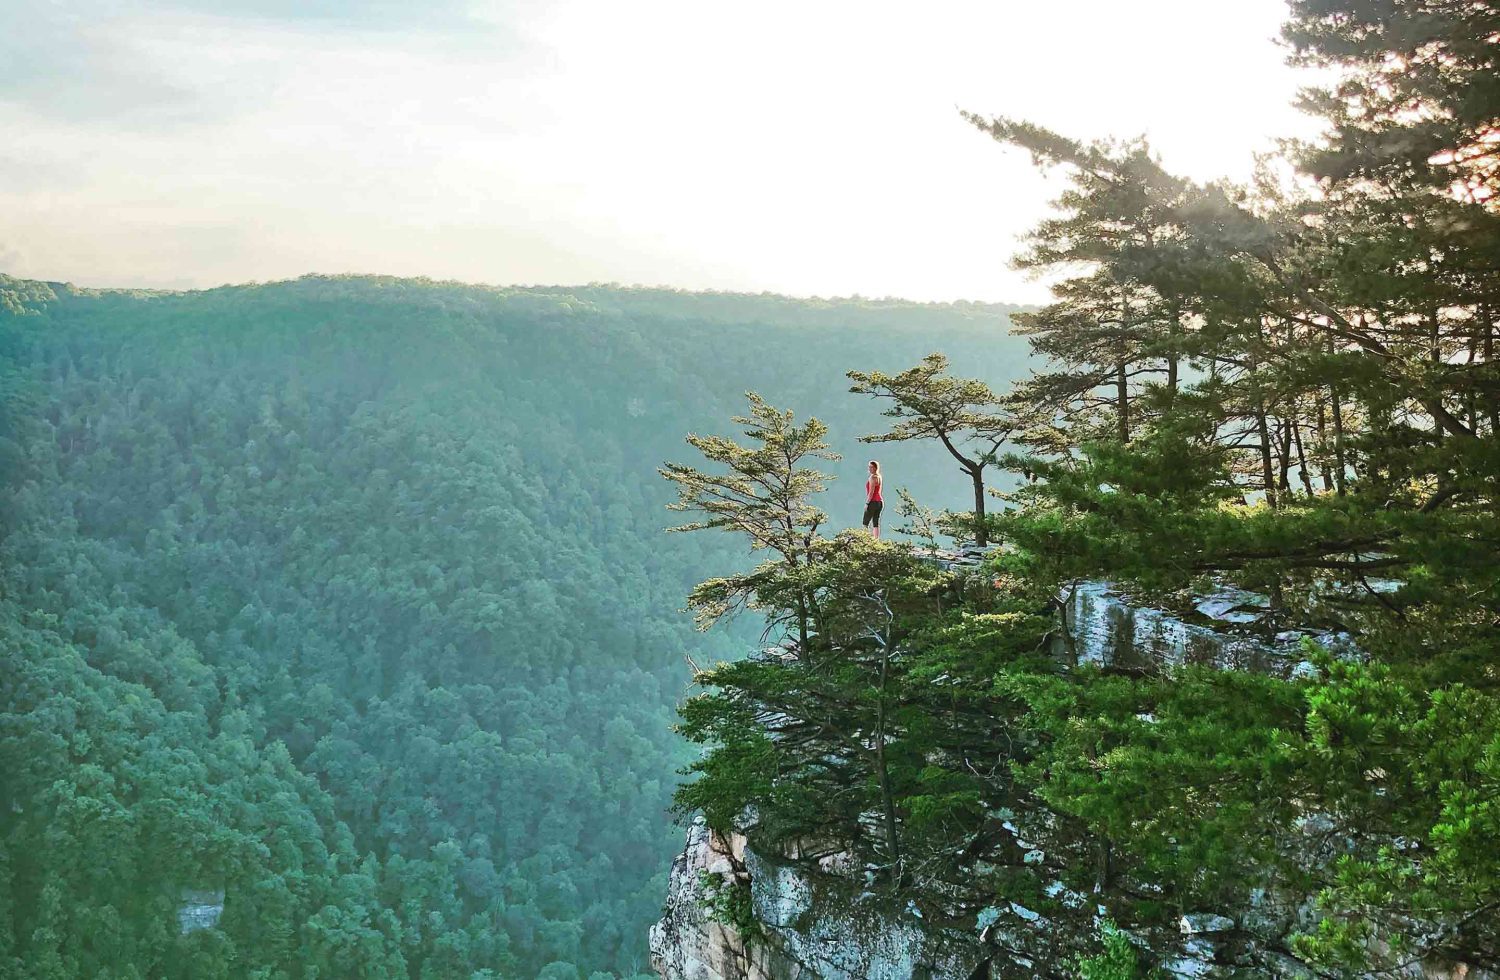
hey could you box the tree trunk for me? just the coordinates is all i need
[1331,385,1347,496]
[1255,403,1278,509]
[936,429,987,547]
[796,595,809,652]
[1485,306,1499,435]
[1292,416,1315,498]
[1167,301,1181,404]
[970,465,988,548]
[1430,305,1444,441]
[1465,331,1479,433]
[1314,393,1334,491]
[1116,359,1130,443]
[1277,416,1293,496]
[873,639,902,876]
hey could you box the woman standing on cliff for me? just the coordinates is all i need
[863,460,883,538]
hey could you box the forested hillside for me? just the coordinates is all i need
[0,276,1027,978]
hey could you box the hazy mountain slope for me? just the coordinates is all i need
[0,274,1027,977]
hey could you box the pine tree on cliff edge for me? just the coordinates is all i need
[659,392,839,651]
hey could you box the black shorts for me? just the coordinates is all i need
[862,500,883,527]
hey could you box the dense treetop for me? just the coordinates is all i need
[0,275,1027,978]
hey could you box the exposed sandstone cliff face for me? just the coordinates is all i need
[652,775,1498,980]
[651,582,1498,980]
[649,818,984,980]
[648,820,770,980]
[649,815,1294,979]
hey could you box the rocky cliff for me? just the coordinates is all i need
[649,817,988,980]
[650,581,1497,980]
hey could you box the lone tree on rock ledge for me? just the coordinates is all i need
[849,353,1014,547]
[660,392,839,650]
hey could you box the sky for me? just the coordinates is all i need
[1,0,1322,303]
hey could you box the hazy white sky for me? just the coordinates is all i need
[1,0,1319,302]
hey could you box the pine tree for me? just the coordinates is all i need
[660,392,840,650]
[963,118,1200,448]
[848,353,1014,546]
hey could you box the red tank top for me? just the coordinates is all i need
[866,476,882,502]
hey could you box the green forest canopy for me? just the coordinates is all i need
[4,0,1497,975]
[0,276,1027,978]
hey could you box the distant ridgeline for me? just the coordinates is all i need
[0,273,1028,978]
